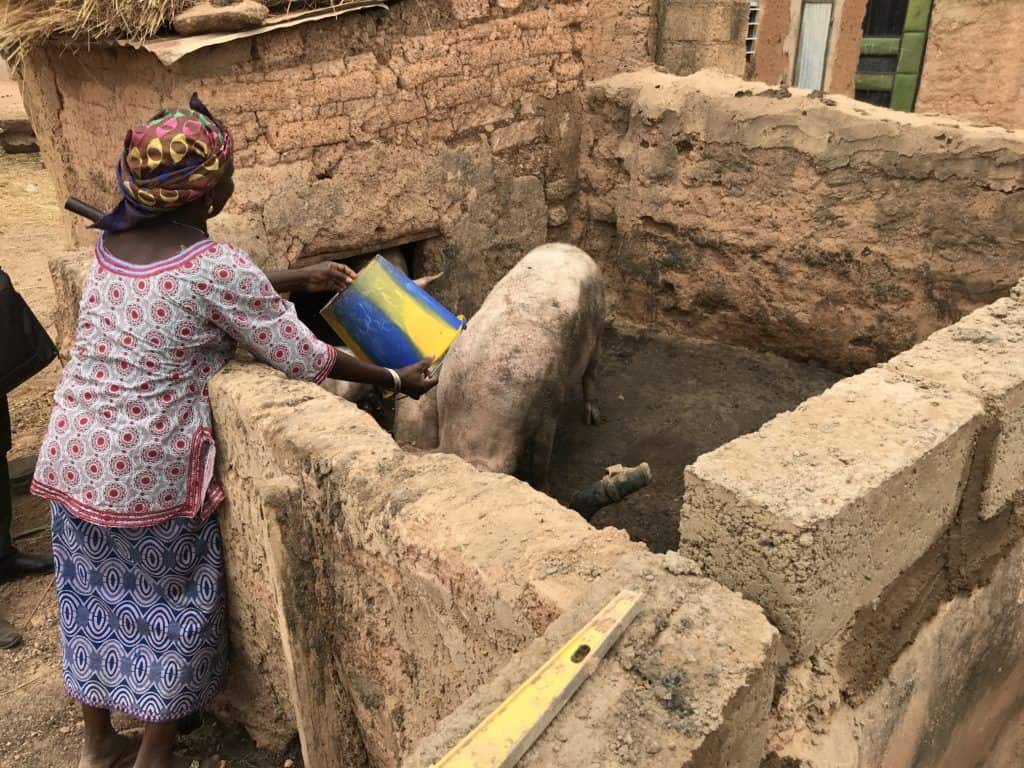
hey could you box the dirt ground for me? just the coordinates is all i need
[549,328,842,553]
[0,152,301,767]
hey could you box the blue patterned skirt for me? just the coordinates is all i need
[51,501,227,722]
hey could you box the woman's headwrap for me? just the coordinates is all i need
[95,93,233,232]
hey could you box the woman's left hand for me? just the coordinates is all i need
[302,261,357,293]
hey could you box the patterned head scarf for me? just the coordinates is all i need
[95,93,233,232]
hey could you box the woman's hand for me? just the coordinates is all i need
[398,358,438,399]
[301,261,357,293]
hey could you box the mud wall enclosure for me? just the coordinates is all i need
[20,0,749,315]
[573,70,1024,371]
[26,4,1024,765]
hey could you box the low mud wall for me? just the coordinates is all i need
[208,363,782,767]
[767,535,1024,768]
[574,69,1024,371]
[680,284,1024,762]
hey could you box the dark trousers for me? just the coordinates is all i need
[1,395,12,559]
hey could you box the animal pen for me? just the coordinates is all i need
[8,0,1024,766]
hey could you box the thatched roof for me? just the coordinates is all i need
[0,1,342,64]
[0,1,187,60]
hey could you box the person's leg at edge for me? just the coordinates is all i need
[80,704,138,768]
[0,407,14,561]
[133,720,184,768]
[0,607,20,648]
[0,395,54,580]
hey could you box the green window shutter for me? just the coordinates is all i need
[890,73,920,111]
[860,36,901,56]
[896,31,926,74]
[904,0,932,32]
[855,0,933,111]
[855,73,896,91]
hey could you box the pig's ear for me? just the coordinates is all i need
[413,272,444,288]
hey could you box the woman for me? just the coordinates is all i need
[31,95,436,768]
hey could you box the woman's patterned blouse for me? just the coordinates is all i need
[31,236,336,527]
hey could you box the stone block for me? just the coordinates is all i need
[172,0,268,36]
[680,367,985,659]
[404,555,783,768]
[451,0,489,21]
[312,70,379,103]
[266,115,351,152]
[886,294,1024,520]
[490,118,544,152]
[661,40,747,75]
[396,56,457,89]
[662,1,746,43]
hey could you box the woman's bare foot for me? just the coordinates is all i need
[79,731,140,768]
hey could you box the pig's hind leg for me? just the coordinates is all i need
[582,340,601,425]
[528,415,558,494]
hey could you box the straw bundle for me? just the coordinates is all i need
[0,1,363,66]
[0,0,192,60]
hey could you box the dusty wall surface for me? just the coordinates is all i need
[207,363,782,767]
[752,0,865,96]
[826,0,868,96]
[20,1,634,317]
[748,0,791,86]
[657,0,749,77]
[405,555,783,768]
[574,69,1024,372]
[916,0,1024,129]
[212,454,302,750]
[767,535,1024,768]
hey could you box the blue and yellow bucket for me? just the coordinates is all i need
[319,255,465,371]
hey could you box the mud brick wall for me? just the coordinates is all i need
[657,0,749,77]
[768,536,1024,767]
[681,283,1024,761]
[19,0,754,316]
[19,2,628,313]
[574,69,1024,372]
[207,363,782,767]
[916,0,1024,130]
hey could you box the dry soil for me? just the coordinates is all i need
[549,328,842,553]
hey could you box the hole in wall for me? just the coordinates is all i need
[291,238,440,430]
